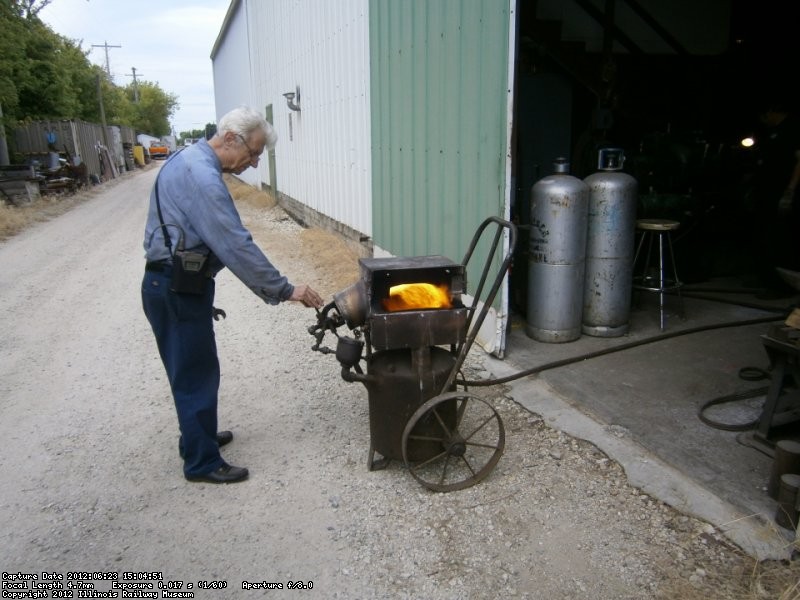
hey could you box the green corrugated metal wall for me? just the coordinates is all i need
[369,0,512,269]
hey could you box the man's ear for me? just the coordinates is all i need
[223,131,237,147]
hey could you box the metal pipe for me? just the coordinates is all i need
[341,366,372,384]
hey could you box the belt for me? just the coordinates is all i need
[145,261,171,273]
[145,261,215,278]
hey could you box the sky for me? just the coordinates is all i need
[40,0,231,136]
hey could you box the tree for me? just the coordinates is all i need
[57,40,103,122]
[14,0,53,19]
[0,1,28,117]
[101,75,137,127]
[15,17,91,120]
[127,82,178,137]
[0,0,180,138]
[179,127,213,142]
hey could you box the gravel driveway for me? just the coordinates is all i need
[0,165,797,599]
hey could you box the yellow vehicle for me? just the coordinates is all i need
[149,140,169,160]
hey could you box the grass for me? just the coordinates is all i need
[224,173,360,294]
[0,191,91,241]
[224,173,277,209]
[0,168,136,241]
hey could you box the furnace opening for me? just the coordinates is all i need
[382,283,453,312]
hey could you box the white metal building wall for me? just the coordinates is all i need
[243,0,372,236]
[211,1,260,186]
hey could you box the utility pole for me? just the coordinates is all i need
[91,41,121,78]
[95,73,111,180]
[96,74,109,149]
[126,67,142,103]
[0,101,9,166]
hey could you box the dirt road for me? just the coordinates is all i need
[0,166,361,593]
[0,166,796,599]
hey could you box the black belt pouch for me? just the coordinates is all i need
[170,249,209,295]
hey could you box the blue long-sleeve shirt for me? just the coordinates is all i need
[142,139,294,305]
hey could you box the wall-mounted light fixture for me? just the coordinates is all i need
[283,86,301,112]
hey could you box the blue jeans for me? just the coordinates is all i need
[141,268,223,477]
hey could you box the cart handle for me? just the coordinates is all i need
[441,216,517,393]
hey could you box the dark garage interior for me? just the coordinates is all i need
[509,0,800,314]
[497,0,800,544]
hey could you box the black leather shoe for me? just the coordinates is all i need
[179,431,234,458]
[185,462,249,484]
[216,431,233,447]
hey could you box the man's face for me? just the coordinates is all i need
[229,131,266,174]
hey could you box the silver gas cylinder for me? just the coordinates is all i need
[526,158,589,343]
[582,148,638,337]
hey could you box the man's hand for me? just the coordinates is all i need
[289,284,324,308]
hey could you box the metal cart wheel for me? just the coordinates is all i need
[401,391,505,492]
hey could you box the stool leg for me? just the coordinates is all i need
[633,232,646,275]
[666,232,685,320]
[632,232,646,307]
[658,232,666,330]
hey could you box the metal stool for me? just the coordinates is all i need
[632,218,684,330]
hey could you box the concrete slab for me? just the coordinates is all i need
[485,284,800,559]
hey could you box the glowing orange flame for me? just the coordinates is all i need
[382,283,452,312]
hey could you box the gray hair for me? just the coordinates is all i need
[217,106,278,150]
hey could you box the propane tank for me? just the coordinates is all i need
[526,158,589,343]
[582,148,638,337]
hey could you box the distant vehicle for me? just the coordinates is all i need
[149,140,169,160]
[183,138,196,147]
[162,135,177,153]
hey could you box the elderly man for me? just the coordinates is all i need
[141,106,324,483]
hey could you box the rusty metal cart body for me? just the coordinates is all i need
[310,217,517,491]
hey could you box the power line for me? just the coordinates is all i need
[91,41,121,78]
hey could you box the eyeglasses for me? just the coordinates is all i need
[237,134,262,162]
